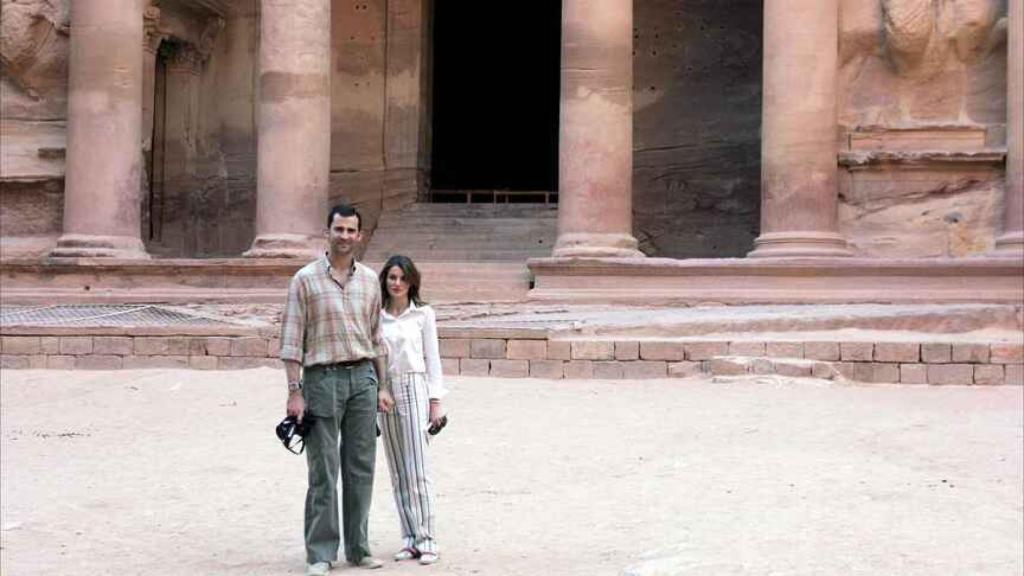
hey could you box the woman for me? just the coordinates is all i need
[378,255,447,565]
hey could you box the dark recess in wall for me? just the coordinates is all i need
[430,1,561,192]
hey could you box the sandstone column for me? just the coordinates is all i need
[244,0,331,258]
[747,0,851,258]
[553,0,642,258]
[50,0,148,258]
[995,0,1023,256]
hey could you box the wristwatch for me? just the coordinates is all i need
[288,380,303,392]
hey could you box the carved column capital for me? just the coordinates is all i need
[197,16,225,59]
[143,5,165,54]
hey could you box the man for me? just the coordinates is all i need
[280,203,395,576]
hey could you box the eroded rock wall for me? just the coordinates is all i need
[329,0,429,237]
[633,0,763,258]
[838,0,1007,257]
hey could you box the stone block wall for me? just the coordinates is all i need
[2,331,1021,386]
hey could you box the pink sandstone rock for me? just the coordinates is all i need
[614,341,640,361]
[571,341,614,361]
[529,360,565,379]
[639,341,684,361]
[506,340,547,360]
[470,339,506,359]
[489,360,529,378]
[900,363,928,384]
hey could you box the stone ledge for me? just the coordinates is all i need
[2,334,1020,384]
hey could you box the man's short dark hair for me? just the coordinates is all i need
[327,203,362,230]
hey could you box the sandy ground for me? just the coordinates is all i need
[1,369,1021,576]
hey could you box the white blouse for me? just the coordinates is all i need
[381,302,448,400]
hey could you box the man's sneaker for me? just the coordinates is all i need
[419,552,439,565]
[305,562,330,576]
[350,556,384,570]
[394,548,420,561]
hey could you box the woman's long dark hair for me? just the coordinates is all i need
[379,254,425,308]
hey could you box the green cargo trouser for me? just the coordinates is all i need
[302,360,378,565]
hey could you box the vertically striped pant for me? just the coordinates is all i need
[379,372,438,554]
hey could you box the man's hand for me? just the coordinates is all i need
[286,390,305,422]
[378,388,395,413]
[428,400,444,428]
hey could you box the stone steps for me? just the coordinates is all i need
[363,261,531,303]
[364,202,557,263]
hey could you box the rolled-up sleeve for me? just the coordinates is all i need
[369,279,387,359]
[421,306,448,400]
[279,275,307,364]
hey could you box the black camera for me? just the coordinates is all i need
[275,415,314,454]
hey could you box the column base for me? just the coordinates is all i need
[747,231,853,258]
[993,231,1024,257]
[552,232,644,258]
[243,234,325,259]
[49,234,150,259]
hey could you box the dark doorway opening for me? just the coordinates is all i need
[430,1,561,202]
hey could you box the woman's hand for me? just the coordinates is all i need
[428,399,444,427]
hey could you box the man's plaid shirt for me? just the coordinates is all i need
[279,256,386,367]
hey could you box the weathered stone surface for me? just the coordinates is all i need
[593,361,625,380]
[927,363,974,385]
[973,364,1004,385]
[921,343,952,364]
[547,341,571,361]
[2,336,40,355]
[75,355,123,370]
[489,359,529,378]
[39,337,59,354]
[837,0,1008,258]
[869,363,901,384]
[841,342,873,361]
[874,342,919,363]
[571,341,614,361]
[623,361,668,379]
[507,340,546,360]
[189,356,219,370]
[563,360,594,379]
[93,337,133,356]
[230,337,268,357]
[529,360,564,379]
[773,360,813,378]
[952,343,990,363]
[123,355,190,369]
[0,355,31,369]
[440,357,459,376]
[459,358,489,376]
[440,338,470,359]
[766,342,803,358]
[217,357,281,370]
[708,357,749,376]
[59,337,92,355]
[205,338,233,357]
[46,355,75,369]
[639,341,684,361]
[1006,364,1024,386]
[729,341,766,357]
[614,341,639,361]
[900,363,928,384]
[667,361,704,378]
[804,341,840,361]
[685,342,729,361]
[990,343,1024,364]
[471,339,506,359]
